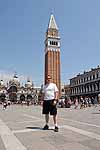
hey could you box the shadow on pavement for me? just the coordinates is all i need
[26,126,54,130]
[92,112,100,114]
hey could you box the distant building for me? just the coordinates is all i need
[44,14,61,96]
[69,66,100,100]
[64,85,71,97]
[0,73,41,103]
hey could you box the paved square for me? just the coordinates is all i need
[0,105,100,150]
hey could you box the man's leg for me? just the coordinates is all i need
[53,114,59,132]
[43,100,50,130]
[43,114,49,130]
[53,114,57,126]
[45,114,49,125]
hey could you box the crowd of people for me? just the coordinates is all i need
[58,95,99,110]
[0,93,99,110]
[79,96,98,109]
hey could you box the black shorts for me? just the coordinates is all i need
[42,100,57,115]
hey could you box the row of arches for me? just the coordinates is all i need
[0,85,36,102]
[71,82,100,95]
[50,41,58,46]
[0,93,33,102]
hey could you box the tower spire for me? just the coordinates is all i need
[48,14,58,30]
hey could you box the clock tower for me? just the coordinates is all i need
[44,14,61,96]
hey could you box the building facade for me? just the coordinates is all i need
[69,66,100,100]
[0,74,40,104]
[44,14,61,96]
[64,85,71,97]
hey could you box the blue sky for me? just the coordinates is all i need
[0,0,100,86]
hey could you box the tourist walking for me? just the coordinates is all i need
[3,101,7,110]
[74,97,78,109]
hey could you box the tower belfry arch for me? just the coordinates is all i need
[44,14,61,96]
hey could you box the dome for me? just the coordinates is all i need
[9,73,20,87]
[13,73,19,83]
[0,80,5,86]
[25,78,33,88]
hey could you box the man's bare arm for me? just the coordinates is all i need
[55,91,59,100]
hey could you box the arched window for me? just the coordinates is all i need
[90,76,91,80]
[93,74,95,80]
[96,73,98,78]
[62,89,64,92]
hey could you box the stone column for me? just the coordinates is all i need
[92,84,94,91]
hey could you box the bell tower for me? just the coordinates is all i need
[44,14,61,96]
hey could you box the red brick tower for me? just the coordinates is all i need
[44,14,61,96]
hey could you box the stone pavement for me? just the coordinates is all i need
[0,104,100,150]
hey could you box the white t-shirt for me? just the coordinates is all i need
[43,83,58,100]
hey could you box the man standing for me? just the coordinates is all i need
[42,75,59,132]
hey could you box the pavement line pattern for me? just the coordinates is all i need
[62,125,100,141]
[7,120,42,124]
[13,129,36,133]
[23,114,100,128]
[0,118,27,150]
[12,125,100,141]
[60,117,100,128]
[23,114,43,121]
